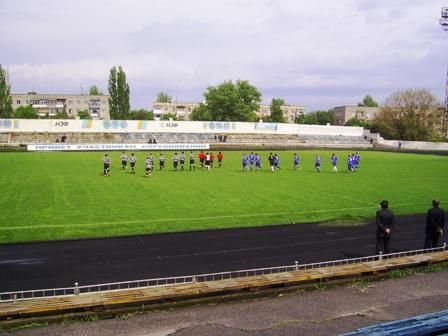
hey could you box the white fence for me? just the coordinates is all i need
[0,119,365,137]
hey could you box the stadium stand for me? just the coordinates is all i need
[7,131,373,149]
[341,309,448,336]
[300,134,371,148]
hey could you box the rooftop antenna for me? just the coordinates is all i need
[440,7,448,136]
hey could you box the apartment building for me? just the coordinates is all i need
[11,92,110,119]
[153,102,305,123]
[334,106,380,126]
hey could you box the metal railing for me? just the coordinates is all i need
[1,244,446,303]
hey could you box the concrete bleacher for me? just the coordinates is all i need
[300,134,372,148]
[6,129,372,150]
[341,309,448,336]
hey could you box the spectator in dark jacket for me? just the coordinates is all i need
[376,200,395,254]
[424,199,445,249]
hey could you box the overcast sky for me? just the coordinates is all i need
[1,0,447,111]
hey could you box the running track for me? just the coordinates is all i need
[0,214,439,292]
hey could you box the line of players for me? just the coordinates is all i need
[102,151,224,177]
[103,151,361,177]
[241,152,361,173]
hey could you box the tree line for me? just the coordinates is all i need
[0,64,446,141]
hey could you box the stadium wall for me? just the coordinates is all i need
[378,139,448,151]
[0,119,364,137]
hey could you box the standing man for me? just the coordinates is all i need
[424,199,445,249]
[375,200,395,254]
[120,152,128,170]
[103,153,111,176]
[331,153,338,172]
[217,151,224,167]
[129,153,137,175]
[189,151,196,171]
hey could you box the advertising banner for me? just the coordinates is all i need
[28,143,210,151]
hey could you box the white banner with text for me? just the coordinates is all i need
[28,143,210,151]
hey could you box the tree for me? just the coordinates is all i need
[296,110,335,125]
[192,80,261,121]
[108,66,130,119]
[160,112,177,121]
[89,85,103,95]
[53,111,71,119]
[77,110,91,119]
[269,98,285,123]
[358,95,379,107]
[373,89,441,141]
[14,105,38,119]
[190,104,212,121]
[156,92,172,103]
[0,65,13,118]
[345,117,369,127]
[129,109,154,120]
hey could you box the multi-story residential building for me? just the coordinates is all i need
[153,102,305,123]
[334,106,380,126]
[153,102,200,121]
[258,104,305,123]
[11,92,110,119]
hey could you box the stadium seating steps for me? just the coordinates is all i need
[340,309,448,336]
[6,132,372,148]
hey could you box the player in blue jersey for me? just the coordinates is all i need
[293,153,300,170]
[347,154,353,172]
[315,155,321,173]
[255,153,261,170]
[249,152,255,171]
[273,154,280,170]
[354,152,361,170]
[331,153,338,172]
[242,153,249,171]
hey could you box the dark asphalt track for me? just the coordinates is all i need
[0,214,441,293]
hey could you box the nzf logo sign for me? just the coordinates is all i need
[161,122,178,128]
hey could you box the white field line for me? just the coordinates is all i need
[0,202,428,230]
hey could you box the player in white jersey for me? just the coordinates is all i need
[129,153,137,175]
[145,155,153,177]
[172,153,180,170]
[179,151,186,170]
[120,152,128,169]
[189,151,196,171]
[103,154,111,176]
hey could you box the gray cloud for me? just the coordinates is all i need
[1,0,447,110]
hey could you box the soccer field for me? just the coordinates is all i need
[0,150,447,244]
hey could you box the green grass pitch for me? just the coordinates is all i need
[0,150,447,244]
